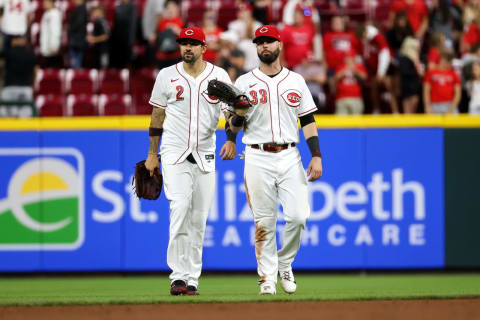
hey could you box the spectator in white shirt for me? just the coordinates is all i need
[40,0,62,68]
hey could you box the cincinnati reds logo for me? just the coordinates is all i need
[259,27,269,33]
[281,89,302,107]
[201,91,220,104]
[185,29,194,35]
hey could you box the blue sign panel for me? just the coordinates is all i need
[0,128,445,271]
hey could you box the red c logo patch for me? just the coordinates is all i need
[281,89,302,107]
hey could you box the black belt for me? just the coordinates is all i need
[186,153,196,164]
[250,143,295,153]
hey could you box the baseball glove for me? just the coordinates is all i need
[207,79,251,110]
[132,159,163,200]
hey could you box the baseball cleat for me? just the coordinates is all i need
[185,285,199,295]
[259,281,276,295]
[279,270,296,294]
[170,280,187,295]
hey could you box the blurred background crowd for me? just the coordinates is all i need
[1,0,480,116]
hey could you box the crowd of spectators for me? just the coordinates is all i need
[1,0,480,116]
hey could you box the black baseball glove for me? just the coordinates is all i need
[132,159,163,200]
[207,79,251,110]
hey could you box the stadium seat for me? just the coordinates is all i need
[98,69,129,94]
[130,68,156,110]
[35,69,65,95]
[133,102,153,115]
[184,2,207,27]
[65,69,99,94]
[98,94,132,115]
[35,94,65,117]
[66,94,99,116]
[217,3,238,31]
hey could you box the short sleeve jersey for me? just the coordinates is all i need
[0,0,31,35]
[424,68,460,103]
[149,61,231,172]
[234,67,317,145]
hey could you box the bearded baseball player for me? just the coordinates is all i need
[145,26,236,296]
[229,25,323,295]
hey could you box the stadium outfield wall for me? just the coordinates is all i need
[0,115,478,271]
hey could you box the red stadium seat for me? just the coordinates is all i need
[133,102,153,115]
[35,94,65,117]
[217,3,238,30]
[66,94,99,116]
[98,94,132,115]
[65,69,98,94]
[35,69,65,95]
[98,69,129,94]
[185,3,207,27]
[130,68,156,108]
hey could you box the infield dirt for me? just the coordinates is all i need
[1,299,480,320]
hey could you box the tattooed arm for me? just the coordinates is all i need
[145,108,166,175]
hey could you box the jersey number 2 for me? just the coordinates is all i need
[176,85,184,101]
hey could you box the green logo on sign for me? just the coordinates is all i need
[0,148,84,250]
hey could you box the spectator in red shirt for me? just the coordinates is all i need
[202,10,223,63]
[427,32,445,70]
[334,54,367,115]
[356,23,398,114]
[155,0,183,69]
[323,15,359,73]
[281,5,314,69]
[389,0,429,40]
[423,52,461,114]
[461,20,480,54]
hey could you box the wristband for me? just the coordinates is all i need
[231,115,245,127]
[149,127,163,137]
[306,136,322,158]
[225,118,237,142]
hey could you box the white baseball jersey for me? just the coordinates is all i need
[234,67,317,145]
[149,61,231,172]
[0,0,30,35]
[237,66,317,287]
[40,8,62,56]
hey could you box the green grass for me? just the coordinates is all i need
[0,274,480,306]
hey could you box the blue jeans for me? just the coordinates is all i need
[69,48,84,69]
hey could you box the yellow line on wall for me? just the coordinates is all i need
[0,115,479,130]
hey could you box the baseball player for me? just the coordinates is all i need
[229,25,323,295]
[145,26,236,296]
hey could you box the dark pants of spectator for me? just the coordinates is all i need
[2,33,22,54]
[42,55,63,68]
[69,48,84,69]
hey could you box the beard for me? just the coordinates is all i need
[182,51,198,64]
[258,47,280,64]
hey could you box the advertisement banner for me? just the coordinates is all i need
[0,128,444,271]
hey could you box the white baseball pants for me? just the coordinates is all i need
[244,145,310,284]
[162,161,215,288]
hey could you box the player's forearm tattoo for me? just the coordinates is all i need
[148,108,166,154]
[224,112,237,143]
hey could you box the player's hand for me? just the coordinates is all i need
[307,157,323,182]
[235,108,249,117]
[145,153,159,176]
[219,141,236,160]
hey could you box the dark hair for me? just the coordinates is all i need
[471,42,480,54]
[354,25,366,39]
[441,51,455,62]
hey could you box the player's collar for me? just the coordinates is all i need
[178,61,212,81]
[252,66,289,82]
